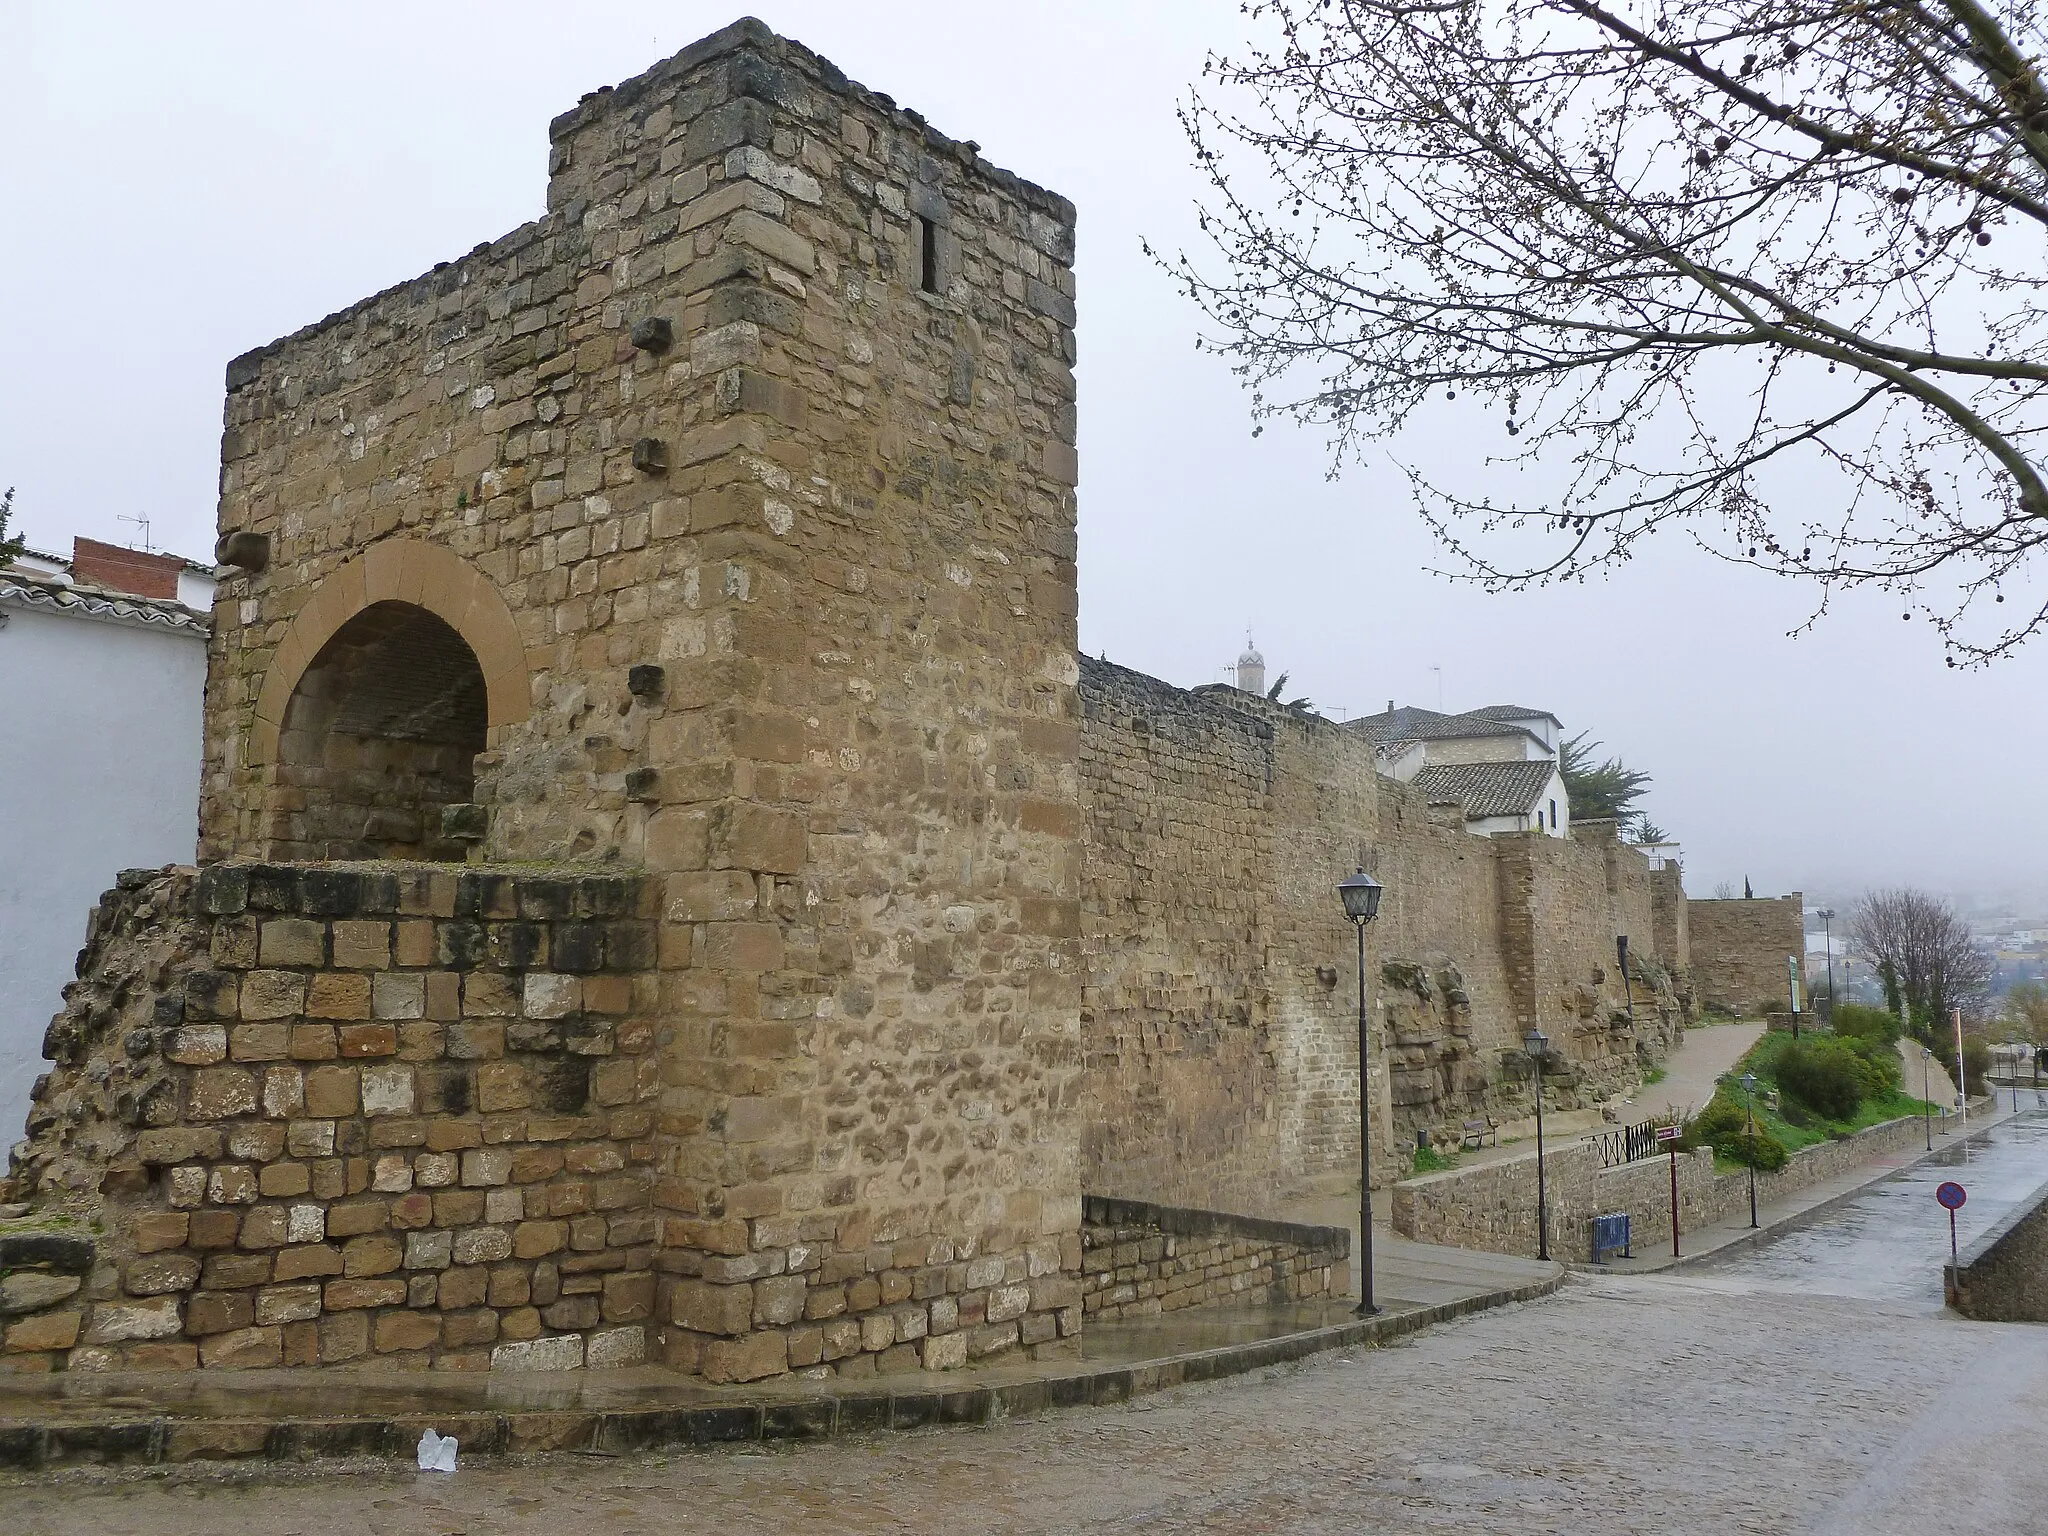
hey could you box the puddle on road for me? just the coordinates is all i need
[1671,1111,2048,1308]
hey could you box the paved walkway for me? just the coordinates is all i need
[1623,1017,1766,1122]
[13,1118,2048,1534]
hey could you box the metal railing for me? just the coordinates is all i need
[1587,1120,1677,1169]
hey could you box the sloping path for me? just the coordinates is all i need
[1620,1017,1766,1123]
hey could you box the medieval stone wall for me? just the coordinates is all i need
[1688,895,1803,1015]
[183,19,1085,1383]
[2,18,1728,1383]
[1077,659,1685,1217]
[1649,865,1690,998]
[3,863,1087,1381]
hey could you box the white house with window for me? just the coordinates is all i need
[1347,702,1571,837]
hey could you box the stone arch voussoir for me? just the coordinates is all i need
[248,539,529,768]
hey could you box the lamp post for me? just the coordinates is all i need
[1616,935,1634,1024]
[2010,1040,2023,1115]
[1922,1048,1934,1150]
[1336,867,1384,1316]
[1817,908,1837,1025]
[1525,1027,1551,1262]
[1741,1071,1760,1229]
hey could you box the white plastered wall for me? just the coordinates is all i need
[0,601,206,1147]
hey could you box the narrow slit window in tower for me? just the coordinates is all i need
[916,215,939,294]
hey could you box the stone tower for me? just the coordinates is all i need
[1234,637,1265,697]
[8,18,1084,1382]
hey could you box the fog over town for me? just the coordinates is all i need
[6,0,2044,911]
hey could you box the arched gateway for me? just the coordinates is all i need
[246,540,529,859]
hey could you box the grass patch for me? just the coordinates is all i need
[1690,1030,1938,1168]
[1412,1145,1461,1174]
[1643,1065,1668,1087]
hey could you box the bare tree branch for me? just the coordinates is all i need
[1174,0,2048,660]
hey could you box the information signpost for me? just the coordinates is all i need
[1658,1124,1682,1258]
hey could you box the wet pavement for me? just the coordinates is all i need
[10,1120,2048,1534]
[1676,1102,2048,1305]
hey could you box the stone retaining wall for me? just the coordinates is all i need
[1079,1195,1347,1321]
[1391,1113,1932,1262]
[1948,1174,2048,1321]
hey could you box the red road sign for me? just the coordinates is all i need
[1937,1181,1968,1211]
[1655,1125,1680,1143]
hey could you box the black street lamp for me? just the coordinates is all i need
[1525,1027,1551,1261]
[1741,1071,1760,1228]
[1817,908,1837,1025]
[1336,867,1385,1316]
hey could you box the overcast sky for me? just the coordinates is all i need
[5,2,2040,913]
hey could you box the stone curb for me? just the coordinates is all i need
[0,1268,1564,1472]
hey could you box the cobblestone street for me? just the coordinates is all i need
[15,1133,2048,1536]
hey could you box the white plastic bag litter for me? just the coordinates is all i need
[416,1427,458,1472]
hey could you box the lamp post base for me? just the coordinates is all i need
[1353,1300,1381,1318]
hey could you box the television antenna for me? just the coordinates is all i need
[117,514,154,552]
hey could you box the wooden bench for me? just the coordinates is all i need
[1460,1117,1499,1150]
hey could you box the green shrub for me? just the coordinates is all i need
[1680,1093,1790,1171]
[1412,1145,1459,1174]
[1775,1038,1865,1120]
[1960,1034,1993,1096]
[1832,1003,1901,1045]
[1842,1032,1903,1097]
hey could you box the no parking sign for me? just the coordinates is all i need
[1938,1181,1968,1276]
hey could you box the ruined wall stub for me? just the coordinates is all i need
[1687,895,1804,1015]
[35,17,1084,1382]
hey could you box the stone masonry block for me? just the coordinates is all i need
[671,1279,754,1336]
[699,1328,788,1383]
[259,919,326,967]
[240,970,307,1020]
[332,920,392,969]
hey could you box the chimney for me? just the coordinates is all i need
[71,536,183,600]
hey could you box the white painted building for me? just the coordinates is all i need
[1347,702,1572,836]
[0,543,213,1148]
